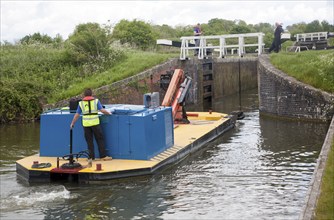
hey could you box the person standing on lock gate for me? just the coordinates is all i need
[268,22,284,53]
[194,23,202,56]
[70,88,112,161]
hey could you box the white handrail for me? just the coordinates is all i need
[295,32,328,42]
[180,33,265,60]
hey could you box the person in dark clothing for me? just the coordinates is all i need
[70,88,112,161]
[269,22,284,53]
[193,23,202,56]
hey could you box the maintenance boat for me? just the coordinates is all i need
[16,69,237,183]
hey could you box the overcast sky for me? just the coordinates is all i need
[1,0,333,43]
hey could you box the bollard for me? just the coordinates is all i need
[87,159,92,168]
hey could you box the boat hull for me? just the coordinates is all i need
[16,112,236,183]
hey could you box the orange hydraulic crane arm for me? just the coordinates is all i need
[161,69,184,106]
[161,69,192,124]
[171,76,192,118]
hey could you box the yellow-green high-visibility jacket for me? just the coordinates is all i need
[79,99,99,127]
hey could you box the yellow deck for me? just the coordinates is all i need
[17,112,231,176]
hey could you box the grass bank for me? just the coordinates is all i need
[51,51,177,102]
[315,141,334,220]
[270,50,334,93]
[0,44,177,123]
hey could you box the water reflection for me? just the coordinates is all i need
[0,123,40,174]
[39,177,171,219]
[158,109,327,219]
[0,89,329,219]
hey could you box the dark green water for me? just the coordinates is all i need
[0,89,329,219]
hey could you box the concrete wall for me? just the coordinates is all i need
[258,55,334,121]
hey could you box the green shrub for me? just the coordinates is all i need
[0,43,177,123]
[0,80,49,123]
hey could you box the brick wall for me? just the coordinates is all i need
[258,55,334,121]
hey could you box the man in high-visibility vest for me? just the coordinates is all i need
[70,88,112,161]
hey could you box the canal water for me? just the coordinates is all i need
[0,89,329,219]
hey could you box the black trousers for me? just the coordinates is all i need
[269,38,281,53]
[83,125,107,159]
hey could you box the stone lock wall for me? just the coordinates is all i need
[53,55,333,122]
[53,59,182,108]
[258,55,334,121]
[54,57,258,112]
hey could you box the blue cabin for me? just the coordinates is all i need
[40,104,174,160]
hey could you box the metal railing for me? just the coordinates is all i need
[180,33,265,60]
[286,45,309,53]
[295,32,328,42]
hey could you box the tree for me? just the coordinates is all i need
[153,24,178,39]
[112,19,156,50]
[66,23,109,65]
[321,20,334,32]
[174,25,193,37]
[305,20,323,33]
[66,22,124,73]
[206,18,235,35]
[52,34,64,47]
[230,24,252,34]
[253,23,273,34]
[252,23,276,47]
[286,22,307,36]
[20,32,53,44]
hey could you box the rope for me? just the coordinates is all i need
[31,163,52,169]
